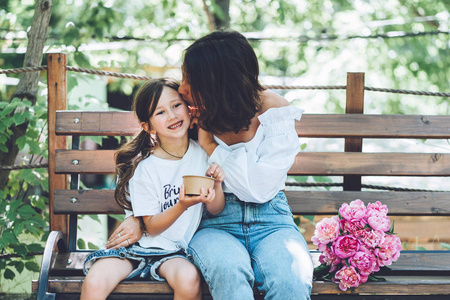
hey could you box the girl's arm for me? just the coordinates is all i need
[142,186,214,236]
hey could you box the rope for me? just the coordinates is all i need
[0,66,47,74]
[285,181,448,192]
[365,86,450,97]
[65,66,153,81]
[264,85,346,90]
[0,163,48,170]
[1,67,449,97]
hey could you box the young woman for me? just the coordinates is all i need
[107,29,313,299]
[81,79,225,300]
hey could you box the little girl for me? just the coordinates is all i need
[80,78,225,300]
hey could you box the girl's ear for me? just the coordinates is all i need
[141,122,156,134]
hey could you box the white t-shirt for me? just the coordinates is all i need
[129,139,209,251]
[209,105,303,204]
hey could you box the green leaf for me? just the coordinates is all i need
[440,242,450,250]
[27,243,45,252]
[13,244,28,258]
[25,261,41,272]
[109,214,125,222]
[313,263,331,277]
[0,104,15,117]
[0,143,8,153]
[87,214,100,222]
[9,261,24,273]
[386,220,396,235]
[88,242,100,250]
[12,113,26,125]
[16,135,26,150]
[28,140,41,154]
[367,274,387,282]
[3,268,15,280]
[18,205,37,217]
[77,238,86,250]
[0,231,19,246]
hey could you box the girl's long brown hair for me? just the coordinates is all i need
[115,79,180,210]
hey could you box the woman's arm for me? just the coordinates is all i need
[105,215,143,249]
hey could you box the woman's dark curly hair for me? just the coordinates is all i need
[182,29,265,134]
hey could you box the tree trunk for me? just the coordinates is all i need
[0,0,53,190]
[213,0,230,29]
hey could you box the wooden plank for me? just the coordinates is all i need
[54,190,450,216]
[297,115,450,138]
[45,251,450,274]
[55,151,450,176]
[286,191,450,216]
[56,111,140,136]
[33,275,450,295]
[54,190,122,214]
[290,152,450,176]
[55,150,115,174]
[55,111,450,138]
[47,53,69,236]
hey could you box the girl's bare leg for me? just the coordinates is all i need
[158,257,202,300]
[80,257,135,300]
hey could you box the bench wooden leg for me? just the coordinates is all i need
[37,231,67,300]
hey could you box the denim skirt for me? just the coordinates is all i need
[83,243,187,281]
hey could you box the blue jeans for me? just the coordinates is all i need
[83,244,187,281]
[188,191,313,300]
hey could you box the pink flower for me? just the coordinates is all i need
[312,216,341,246]
[333,235,360,259]
[318,245,341,272]
[367,212,391,232]
[350,251,378,276]
[340,218,366,236]
[374,234,402,267]
[333,266,361,291]
[339,199,367,222]
[366,201,388,218]
[358,229,385,249]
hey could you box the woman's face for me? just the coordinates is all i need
[178,70,195,106]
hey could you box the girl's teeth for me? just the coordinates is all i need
[169,122,182,129]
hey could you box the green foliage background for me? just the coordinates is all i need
[0,0,448,295]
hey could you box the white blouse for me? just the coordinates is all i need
[209,105,304,203]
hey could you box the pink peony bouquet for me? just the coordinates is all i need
[312,199,402,291]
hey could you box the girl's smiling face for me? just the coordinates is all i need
[144,87,190,141]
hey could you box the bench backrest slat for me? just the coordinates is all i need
[55,150,450,176]
[56,111,450,138]
[54,189,450,216]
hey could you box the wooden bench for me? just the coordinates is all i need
[33,53,450,299]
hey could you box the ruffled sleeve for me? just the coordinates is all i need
[208,105,303,203]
